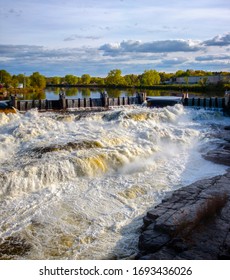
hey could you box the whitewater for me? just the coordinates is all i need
[0,105,228,259]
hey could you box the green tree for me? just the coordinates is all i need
[81,74,91,85]
[140,70,160,86]
[30,72,46,88]
[64,74,78,85]
[47,77,57,85]
[11,75,19,88]
[91,77,105,85]
[105,69,126,86]
[185,69,195,76]
[49,76,61,85]
[159,72,173,83]
[0,69,12,87]
[184,76,189,86]
[175,70,186,77]
[194,70,207,76]
[124,74,140,86]
[17,74,28,87]
[25,76,31,88]
[199,77,208,86]
[17,74,26,84]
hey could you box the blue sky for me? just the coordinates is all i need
[0,0,230,76]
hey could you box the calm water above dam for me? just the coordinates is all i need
[15,86,224,101]
[0,105,228,259]
[45,87,182,100]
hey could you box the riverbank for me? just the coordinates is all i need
[47,83,230,94]
[137,126,230,260]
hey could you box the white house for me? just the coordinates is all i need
[18,83,24,88]
[175,75,230,85]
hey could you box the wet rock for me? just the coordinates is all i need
[0,236,31,259]
[139,248,175,260]
[137,170,230,259]
[204,126,230,166]
[139,229,171,252]
[167,237,189,253]
[204,149,230,166]
[30,140,103,156]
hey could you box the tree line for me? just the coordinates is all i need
[1,69,230,89]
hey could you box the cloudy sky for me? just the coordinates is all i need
[0,0,230,76]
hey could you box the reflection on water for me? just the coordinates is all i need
[44,87,185,100]
[45,87,138,99]
[23,90,46,100]
[22,87,212,100]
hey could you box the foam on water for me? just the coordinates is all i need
[0,105,228,259]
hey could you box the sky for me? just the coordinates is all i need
[0,0,230,77]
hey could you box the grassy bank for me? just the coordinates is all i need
[137,83,230,95]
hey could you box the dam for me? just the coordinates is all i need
[6,92,230,114]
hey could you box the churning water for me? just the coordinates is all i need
[0,105,228,259]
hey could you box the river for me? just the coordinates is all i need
[44,87,204,100]
[16,87,217,101]
[0,105,228,259]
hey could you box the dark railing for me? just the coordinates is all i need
[183,97,226,109]
[10,93,146,112]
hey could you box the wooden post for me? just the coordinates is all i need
[122,96,125,105]
[225,92,230,107]
[10,95,17,108]
[204,98,206,107]
[183,97,188,106]
[192,98,195,106]
[222,98,225,108]
[59,92,66,110]
[142,92,147,103]
[224,93,230,116]
[209,97,212,108]
[118,97,121,106]
[136,92,147,104]
[100,91,108,107]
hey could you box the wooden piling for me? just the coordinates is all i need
[192,98,195,106]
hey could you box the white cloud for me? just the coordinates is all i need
[195,54,230,61]
[99,40,203,56]
[64,35,101,42]
[1,31,230,76]
[203,33,230,47]
[159,57,189,66]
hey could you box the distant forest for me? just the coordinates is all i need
[1,69,230,93]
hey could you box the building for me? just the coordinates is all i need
[174,75,230,85]
[18,83,24,88]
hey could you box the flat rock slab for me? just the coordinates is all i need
[137,126,230,260]
[138,171,230,260]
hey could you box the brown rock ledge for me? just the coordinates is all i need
[137,126,230,260]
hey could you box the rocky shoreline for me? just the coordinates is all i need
[137,125,230,260]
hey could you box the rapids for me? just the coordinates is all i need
[0,105,228,259]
